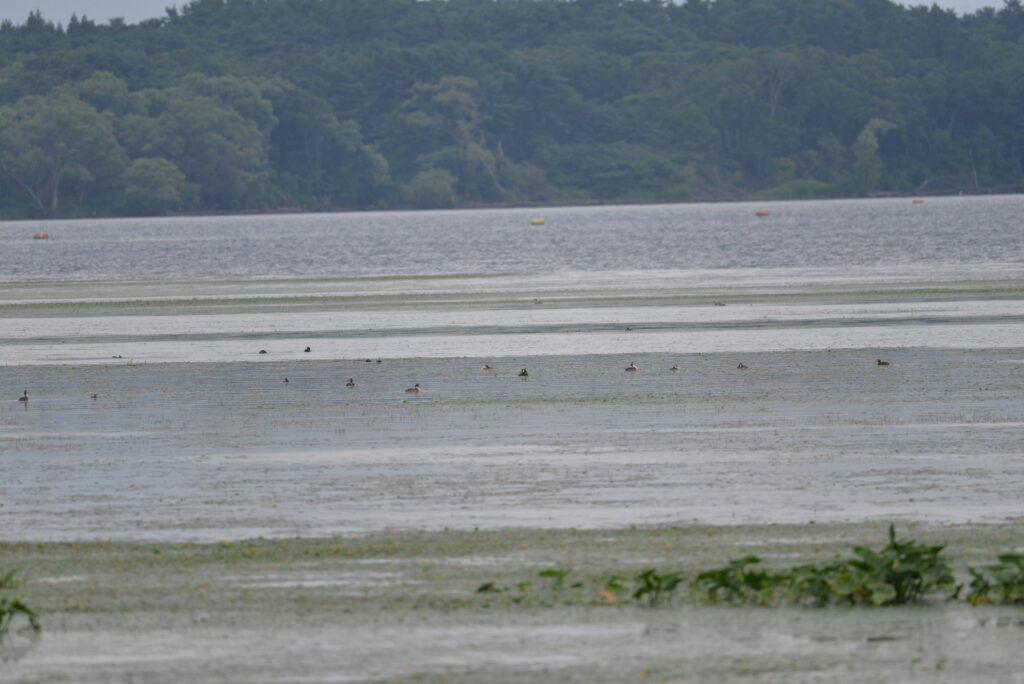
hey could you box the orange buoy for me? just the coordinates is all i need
[912,199,924,204]
[33,233,49,239]
[755,211,770,217]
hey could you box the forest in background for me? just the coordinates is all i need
[0,0,1021,218]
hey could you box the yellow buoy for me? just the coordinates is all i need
[530,218,545,225]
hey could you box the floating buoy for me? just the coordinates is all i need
[33,233,48,239]
[754,211,770,217]
[912,199,924,204]
[530,218,545,225]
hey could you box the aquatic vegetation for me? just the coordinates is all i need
[482,526,966,609]
[691,557,782,606]
[966,554,1024,605]
[632,569,686,606]
[0,571,39,643]
[695,525,956,607]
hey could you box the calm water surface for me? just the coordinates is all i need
[1,195,1022,280]
[0,196,1022,541]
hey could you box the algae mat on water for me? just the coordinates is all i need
[2,521,1023,683]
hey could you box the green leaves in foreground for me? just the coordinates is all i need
[478,526,985,609]
[693,525,956,607]
[966,554,1024,606]
[0,571,40,643]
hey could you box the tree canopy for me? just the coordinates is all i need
[0,0,1021,217]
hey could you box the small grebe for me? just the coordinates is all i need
[304,346,311,353]
[482,364,494,370]
[736,363,748,369]
[876,359,890,366]
[670,365,679,372]
[405,383,421,393]
[346,378,355,387]
[518,369,529,377]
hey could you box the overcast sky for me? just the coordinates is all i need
[0,0,1008,27]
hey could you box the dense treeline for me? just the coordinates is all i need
[0,0,1022,217]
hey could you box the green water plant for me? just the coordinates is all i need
[632,569,686,606]
[690,556,783,606]
[830,525,956,605]
[0,571,40,643]
[966,554,1024,605]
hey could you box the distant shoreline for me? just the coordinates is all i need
[3,187,1021,224]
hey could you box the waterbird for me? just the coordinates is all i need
[89,393,98,399]
[284,378,289,383]
[670,365,679,372]
[18,390,28,402]
[259,350,267,355]
[304,346,311,353]
[482,364,494,370]
[876,359,890,366]
[625,361,638,372]
[376,359,382,363]
[518,369,529,377]
[405,383,421,394]
[737,363,748,369]
[365,359,373,363]
[346,378,355,387]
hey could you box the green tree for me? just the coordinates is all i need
[0,92,126,216]
[850,118,895,195]
[122,157,195,214]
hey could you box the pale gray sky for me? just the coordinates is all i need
[0,0,1008,27]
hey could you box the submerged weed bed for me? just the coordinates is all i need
[2,522,1023,683]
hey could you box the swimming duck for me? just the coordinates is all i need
[304,346,311,353]
[405,383,421,393]
[18,390,28,402]
[625,361,638,371]
[737,363,748,369]
[482,364,494,370]
[518,369,529,377]
[670,365,679,372]
[876,359,890,366]
[346,378,355,387]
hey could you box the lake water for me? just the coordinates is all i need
[1,196,1022,541]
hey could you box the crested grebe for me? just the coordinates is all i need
[876,359,890,366]
[518,369,529,377]
[405,383,421,393]
[737,363,748,369]
[346,378,355,387]
[18,390,28,402]
[625,361,638,371]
